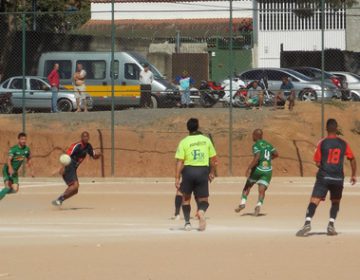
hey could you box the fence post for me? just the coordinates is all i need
[22,13,26,134]
[111,0,116,176]
[321,0,325,137]
[228,0,234,176]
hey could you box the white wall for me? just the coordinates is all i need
[91,1,253,20]
[257,30,346,67]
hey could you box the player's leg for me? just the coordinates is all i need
[179,167,193,230]
[52,164,79,206]
[254,171,271,216]
[296,179,326,236]
[194,167,210,231]
[0,180,12,200]
[172,190,183,220]
[235,179,255,213]
[327,182,344,236]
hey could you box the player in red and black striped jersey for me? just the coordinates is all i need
[52,131,101,207]
[296,119,357,237]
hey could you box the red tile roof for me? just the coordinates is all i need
[80,18,252,38]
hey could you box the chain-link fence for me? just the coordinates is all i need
[0,1,359,178]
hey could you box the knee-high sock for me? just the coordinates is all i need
[330,202,340,222]
[305,202,318,222]
[182,204,191,223]
[174,195,182,216]
[0,187,11,200]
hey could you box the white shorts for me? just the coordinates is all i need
[74,84,86,99]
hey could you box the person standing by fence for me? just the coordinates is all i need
[176,71,194,108]
[139,63,154,108]
[74,63,88,113]
[47,63,60,113]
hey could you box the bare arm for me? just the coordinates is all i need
[272,150,279,160]
[209,156,219,182]
[7,156,14,175]
[175,160,184,189]
[246,153,260,177]
[350,157,357,185]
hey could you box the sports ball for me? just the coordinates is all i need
[59,154,71,166]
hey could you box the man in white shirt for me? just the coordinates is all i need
[74,63,88,113]
[139,63,154,108]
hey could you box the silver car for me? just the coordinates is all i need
[330,71,360,101]
[239,68,341,101]
[0,76,93,112]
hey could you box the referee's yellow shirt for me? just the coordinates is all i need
[175,134,217,166]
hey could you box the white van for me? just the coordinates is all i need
[38,52,177,108]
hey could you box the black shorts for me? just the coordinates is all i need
[180,166,210,198]
[62,163,78,186]
[311,177,344,200]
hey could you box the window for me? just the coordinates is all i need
[45,60,72,79]
[125,63,140,80]
[76,60,106,80]
[2,79,10,88]
[266,70,285,81]
[30,79,48,91]
[9,78,24,90]
[111,60,119,79]
[240,70,264,81]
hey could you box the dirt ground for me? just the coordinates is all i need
[0,102,359,177]
[0,177,359,280]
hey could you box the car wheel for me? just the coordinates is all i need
[299,89,317,102]
[57,99,73,112]
[351,91,360,102]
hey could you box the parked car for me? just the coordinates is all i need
[330,71,360,101]
[0,76,93,112]
[239,68,340,101]
[290,67,342,88]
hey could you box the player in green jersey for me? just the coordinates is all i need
[235,129,278,216]
[0,132,34,200]
[175,118,218,231]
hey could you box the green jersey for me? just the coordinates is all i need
[252,140,276,172]
[175,134,217,166]
[6,145,31,172]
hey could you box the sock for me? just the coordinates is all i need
[198,201,209,212]
[305,202,317,223]
[182,204,191,223]
[241,194,247,205]
[57,195,65,202]
[0,187,11,200]
[257,199,264,207]
[174,195,182,216]
[330,202,340,222]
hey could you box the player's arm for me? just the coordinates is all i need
[88,144,101,159]
[272,149,279,160]
[7,155,14,175]
[209,156,218,182]
[246,153,260,177]
[345,144,357,185]
[175,159,184,189]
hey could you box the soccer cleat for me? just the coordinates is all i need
[184,223,192,231]
[171,214,180,221]
[51,199,62,207]
[235,204,246,213]
[296,223,311,237]
[327,224,338,236]
[198,210,207,231]
[254,206,261,217]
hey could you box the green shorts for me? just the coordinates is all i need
[2,165,19,185]
[248,168,272,188]
[248,96,259,105]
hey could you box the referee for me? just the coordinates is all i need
[175,118,218,231]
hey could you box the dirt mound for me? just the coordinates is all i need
[1,102,359,177]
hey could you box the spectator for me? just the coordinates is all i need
[139,63,154,108]
[275,77,296,111]
[74,63,88,113]
[47,63,60,113]
[245,80,264,110]
[176,71,194,108]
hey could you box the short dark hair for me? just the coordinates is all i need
[143,63,149,68]
[187,118,199,133]
[18,132,27,139]
[326,118,338,133]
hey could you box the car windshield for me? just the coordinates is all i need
[128,52,164,80]
[285,69,314,81]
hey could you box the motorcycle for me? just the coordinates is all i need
[222,78,247,107]
[198,80,225,108]
[0,92,13,114]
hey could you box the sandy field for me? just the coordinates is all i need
[0,177,359,280]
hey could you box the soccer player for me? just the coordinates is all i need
[235,129,278,216]
[175,118,218,231]
[296,119,356,237]
[0,132,33,200]
[52,131,101,206]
